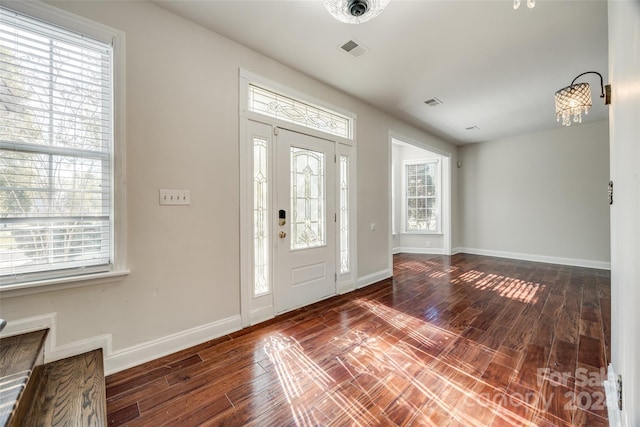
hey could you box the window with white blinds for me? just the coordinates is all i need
[0,7,114,285]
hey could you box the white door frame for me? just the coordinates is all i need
[388,131,452,270]
[239,69,357,327]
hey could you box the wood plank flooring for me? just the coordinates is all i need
[23,349,107,426]
[0,329,48,426]
[106,253,611,426]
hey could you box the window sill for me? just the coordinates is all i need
[0,270,130,299]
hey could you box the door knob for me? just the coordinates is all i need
[279,231,287,238]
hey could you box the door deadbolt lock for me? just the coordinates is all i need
[279,231,287,239]
[279,209,286,226]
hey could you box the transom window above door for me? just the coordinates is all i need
[248,84,353,140]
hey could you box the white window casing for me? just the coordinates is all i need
[0,1,126,293]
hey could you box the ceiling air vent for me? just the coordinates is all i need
[424,98,442,107]
[339,39,370,58]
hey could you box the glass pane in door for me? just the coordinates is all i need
[290,147,325,250]
[339,155,350,273]
[253,137,269,295]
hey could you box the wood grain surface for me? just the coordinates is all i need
[0,329,48,427]
[22,349,106,427]
[106,254,610,426]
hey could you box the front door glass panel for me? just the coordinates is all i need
[290,147,325,250]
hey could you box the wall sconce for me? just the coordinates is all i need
[554,71,611,126]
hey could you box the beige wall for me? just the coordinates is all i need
[459,120,610,266]
[0,0,457,367]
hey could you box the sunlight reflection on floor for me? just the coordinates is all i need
[264,297,541,426]
[264,334,378,426]
[395,260,544,304]
[454,271,544,303]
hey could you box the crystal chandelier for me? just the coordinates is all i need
[554,71,611,127]
[323,0,391,24]
[513,0,535,10]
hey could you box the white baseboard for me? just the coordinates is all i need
[451,247,463,255]
[357,268,392,289]
[604,364,625,427]
[0,313,56,339]
[103,315,242,375]
[250,306,274,326]
[0,313,110,365]
[337,280,356,295]
[0,313,57,357]
[51,334,112,364]
[392,247,401,255]
[0,312,243,376]
[394,247,445,255]
[456,247,611,270]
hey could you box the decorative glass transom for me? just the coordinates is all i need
[248,85,352,140]
[406,162,439,232]
[290,147,326,250]
[339,155,350,274]
[253,137,269,295]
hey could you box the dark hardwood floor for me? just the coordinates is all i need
[106,253,611,426]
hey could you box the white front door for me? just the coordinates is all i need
[275,128,336,314]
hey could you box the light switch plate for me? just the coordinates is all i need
[159,189,190,206]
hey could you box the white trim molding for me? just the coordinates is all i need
[393,248,445,255]
[456,247,611,270]
[357,269,392,289]
[0,270,129,298]
[337,279,356,295]
[0,312,243,376]
[103,315,242,375]
[0,313,57,357]
[250,306,274,326]
[604,364,625,427]
[0,313,109,365]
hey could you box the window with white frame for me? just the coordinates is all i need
[0,6,118,286]
[405,161,440,232]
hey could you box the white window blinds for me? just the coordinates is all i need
[0,7,114,284]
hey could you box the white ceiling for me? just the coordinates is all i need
[152,0,609,145]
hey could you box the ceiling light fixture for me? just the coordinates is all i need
[554,71,611,126]
[324,0,390,24]
[513,0,535,10]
